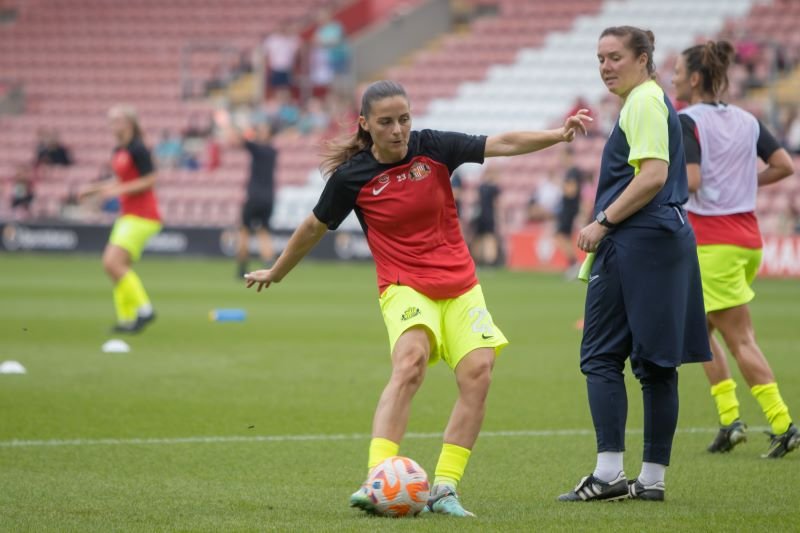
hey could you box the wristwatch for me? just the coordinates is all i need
[595,210,616,229]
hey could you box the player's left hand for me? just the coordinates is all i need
[244,269,277,292]
[561,109,592,142]
[577,221,608,253]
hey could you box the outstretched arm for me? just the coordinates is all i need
[484,109,592,157]
[214,109,245,148]
[244,213,328,291]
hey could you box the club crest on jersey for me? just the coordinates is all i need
[401,307,421,321]
[378,174,390,184]
[409,161,431,181]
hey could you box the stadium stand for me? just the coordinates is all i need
[1,0,797,235]
[0,0,336,225]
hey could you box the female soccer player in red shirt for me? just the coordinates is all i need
[244,80,590,517]
[82,105,161,333]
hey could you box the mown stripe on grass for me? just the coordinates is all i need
[0,426,760,448]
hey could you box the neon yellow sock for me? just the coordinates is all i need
[367,437,399,471]
[433,443,471,489]
[120,270,150,311]
[751,383,793,435]
[113,276,137,324]
[710,379,740,426]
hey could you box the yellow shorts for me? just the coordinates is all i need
[109,215,162,262]
[379,284,509,370]
[697,244,762,313]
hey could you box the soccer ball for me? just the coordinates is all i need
[365,456,430,517]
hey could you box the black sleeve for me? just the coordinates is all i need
[679,114,701,164]
[312,171,359,230]
[423,129,487,173]
[243,140,257,156]
[129,141,155,175]
[756,120,782,162]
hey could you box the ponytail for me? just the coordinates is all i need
[320,124,373,178]
[682,40,735,98]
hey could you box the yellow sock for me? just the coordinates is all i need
[710,379,740,426]
[367,437,399,471]
[433,443,471,488]
[113,277,137,324]
[751,383,793,435]
[120,270,150,311]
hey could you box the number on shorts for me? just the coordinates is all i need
[469,307,494,335]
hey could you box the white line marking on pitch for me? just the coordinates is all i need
[0,426,766,449]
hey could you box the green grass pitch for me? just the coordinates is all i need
[1,254,798,531]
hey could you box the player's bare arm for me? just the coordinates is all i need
[245,213,328,291]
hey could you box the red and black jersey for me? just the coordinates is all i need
[313,129,486,299]
[111,138,161,221]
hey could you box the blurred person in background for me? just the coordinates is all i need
[470,165,501,266]
[262,23,301,94]
[309,8,346,99]
[295,97,331,136]
[556,147,590,279]
[34,128,72,166]
[79,105,160,333]
[673,41,798,457]
[560,26,710,503]
[525,171,561,223]
[243,80,590,517]
[215,110,277,278]
[153,129,184,169]
[10,164,35,220]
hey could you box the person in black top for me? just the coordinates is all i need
[555,147,589,278]
[217,111,277,277]
[471,166,501,266]
[35,128,72,166]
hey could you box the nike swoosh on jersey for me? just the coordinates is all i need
[372,183,390,195]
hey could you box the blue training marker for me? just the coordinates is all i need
[209,309,247,322]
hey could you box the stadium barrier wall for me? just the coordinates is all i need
[507,227,800,279]
[351,0,451,81]
[0,222,373,261]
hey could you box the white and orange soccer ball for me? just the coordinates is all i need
[365,456,430,517]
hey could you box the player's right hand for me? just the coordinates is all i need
[244,269,275,292]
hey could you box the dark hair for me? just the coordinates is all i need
[320,80,408,177]
[681,40,735,98]
[600,26,656,77]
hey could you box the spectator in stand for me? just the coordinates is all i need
[296,97,331,136]
[310,8,347,98]
[262,23,301,93]
[471,165,501,266]
[10,164,35,220]
[274,88,300,130]
[215,110,277,278]
[154,129,184,169]
[34,128,72,166]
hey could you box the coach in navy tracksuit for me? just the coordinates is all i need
[558,26,711,503]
